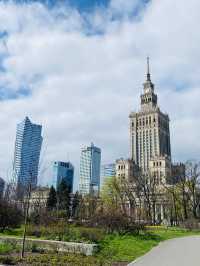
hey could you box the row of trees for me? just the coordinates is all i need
[0,160,199,233]
[98,161,200,226]
[69,161,200,227]
[44,160,200,227]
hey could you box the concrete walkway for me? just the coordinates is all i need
[128,236,200,266]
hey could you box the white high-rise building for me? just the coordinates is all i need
[79,143,101,195]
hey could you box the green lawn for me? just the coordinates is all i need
[99,234,158,262]
[0,226,200,265]
[98,227,200,263]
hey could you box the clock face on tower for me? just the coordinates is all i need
[144,86,151,94]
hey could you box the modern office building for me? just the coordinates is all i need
[0,177,5,199]
[13,116,43,192]
[100,163,116,189]
[129,58,171,173]
[53,161,74,192]
[79,143,101,195]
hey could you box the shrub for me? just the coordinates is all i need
[0,256,16,265]
[27,225,42,238]
[23,253,106,266]
[79,227,105,243]
[181,218,200,230]
[62,226,81,242]
[31,243,39,253]
[27,222,106,243]
[27,222,70,241]
[5,240,21,252]
[123,222,145,235]
[90,212,126,234]
[91,211,145,235]
[0,243,13,254]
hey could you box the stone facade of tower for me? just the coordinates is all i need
[149,156,172,186]
[115,158,140,183]
[129,59,171,173]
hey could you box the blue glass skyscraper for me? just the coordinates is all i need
[79,143,101,195]
[53,161,74,192]
[13,117,42,190]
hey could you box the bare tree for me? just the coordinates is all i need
[21,183,32,258]
[135,171,158,224]
[185,161,200,218]
[164,183,180,225]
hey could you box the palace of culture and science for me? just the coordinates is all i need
[116,58,184,185]
[129,57,171,173]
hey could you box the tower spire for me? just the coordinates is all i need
[147,56,151,81]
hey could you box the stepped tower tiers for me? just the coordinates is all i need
[129,58,171,173]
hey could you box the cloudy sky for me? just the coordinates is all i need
[0,0,199,190]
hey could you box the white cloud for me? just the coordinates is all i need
[0,0,199,190]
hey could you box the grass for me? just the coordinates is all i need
[97,227,200,263]
[0,226,200,265]
[99,234,158,262]
[0,227,23,237]
[0,243,13,254]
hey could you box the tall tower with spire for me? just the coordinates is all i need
[129,58,171,173]
[140,57,158,112]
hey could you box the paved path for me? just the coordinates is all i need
[128,236,200,266]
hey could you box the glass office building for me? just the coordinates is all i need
[13,117,42,191]
[79,143,101,195]
[53,161,74,192]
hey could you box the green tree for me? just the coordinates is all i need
[46,186,57,211]
[71,191,81,219]
[57,180,70,217]
[0,200,23,232]
[101,176,130,216]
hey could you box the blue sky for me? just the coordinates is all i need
[15,0,109,10]
[0,0,199,188]
[63,0,109,10]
